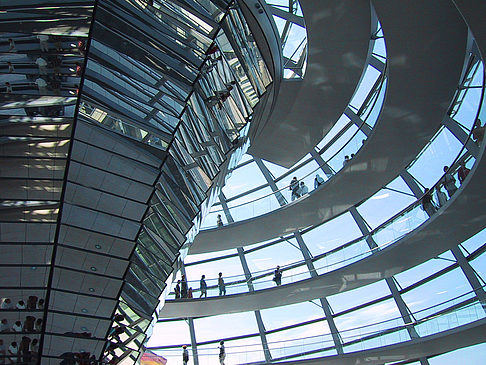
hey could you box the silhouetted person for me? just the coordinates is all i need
[27,296,37,309]
[182,345,189,365]
[299,181,308,195]
[472,118,484,143]
[314,174,324,189]
[181,275,188,298]
[1,298,12,309]
[273,266,282,286]
[37,34,49,52]
[343,155,350,166]
[457,162,470,184]
[200,275,207,298]
[7,39,16,52]
[217,214,223,227]
[441,166,457,198]
[12,321,22,332]
[290,177,300,201]
[174,280,181,299]
[421,188,436,216]
[219,340,226,365]
[218,272,226,296]
[0,319,8,332]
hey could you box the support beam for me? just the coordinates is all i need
[350,209,421,342]
[345,106,373,137]
[237,247,272,362]
[219,192,235,223]
[400,170,424,197]
[349,206,377,249]
[370,55,385,72]
[269,5,305,27]
[309,148,334,178]
[254,157,288,206]
[181,263,199,365]
[451,246,486,313]
[386,277,420,339]
[295,232,344,354]
[443,116,479,158]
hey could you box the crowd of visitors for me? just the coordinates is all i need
[2,34,83,97]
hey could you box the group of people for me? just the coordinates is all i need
[3,34,83,97]
[1,297,44,311]
[182,340,226,365]
[0,337,39,364]
[290,174,326,201]
[289,177,309,201]
[421,164,469,215]
[0,317,43,333]
[174,266,284,299]
[174,273,227,299]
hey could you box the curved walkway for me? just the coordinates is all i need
[273,319,486,365]
[190,0,468,253]
[249,0,371,167]
[159,144,485,317]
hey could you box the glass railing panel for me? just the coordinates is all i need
[414,301,485,337]
[302,211,362,257]
[327,279,391,313]
[260,301,325,331]
[246,238,305,274]
[372,204,428,250]
[402,267,475,317]
[315,114,352,152]
[335,298,403,341]
[408,126,468,188]
[470,252,486,282]
[357,178,417,230]
[224,187,279,222]
[394,251,456,289]
[349,65,382,110]
[314,238,371,275]
[343,329,409,353]
[267,321,332,359]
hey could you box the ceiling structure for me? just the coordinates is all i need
[1,0,486,365]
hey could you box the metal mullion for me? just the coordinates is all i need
[254,157,287,206]
[333,294,394,318]
[400,263,458,295]
[349,207,419,340]
[294,232,344,354]
[451,245,486,313]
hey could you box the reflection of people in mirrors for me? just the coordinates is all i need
[37,34,49,52]
[8,38,16,52]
